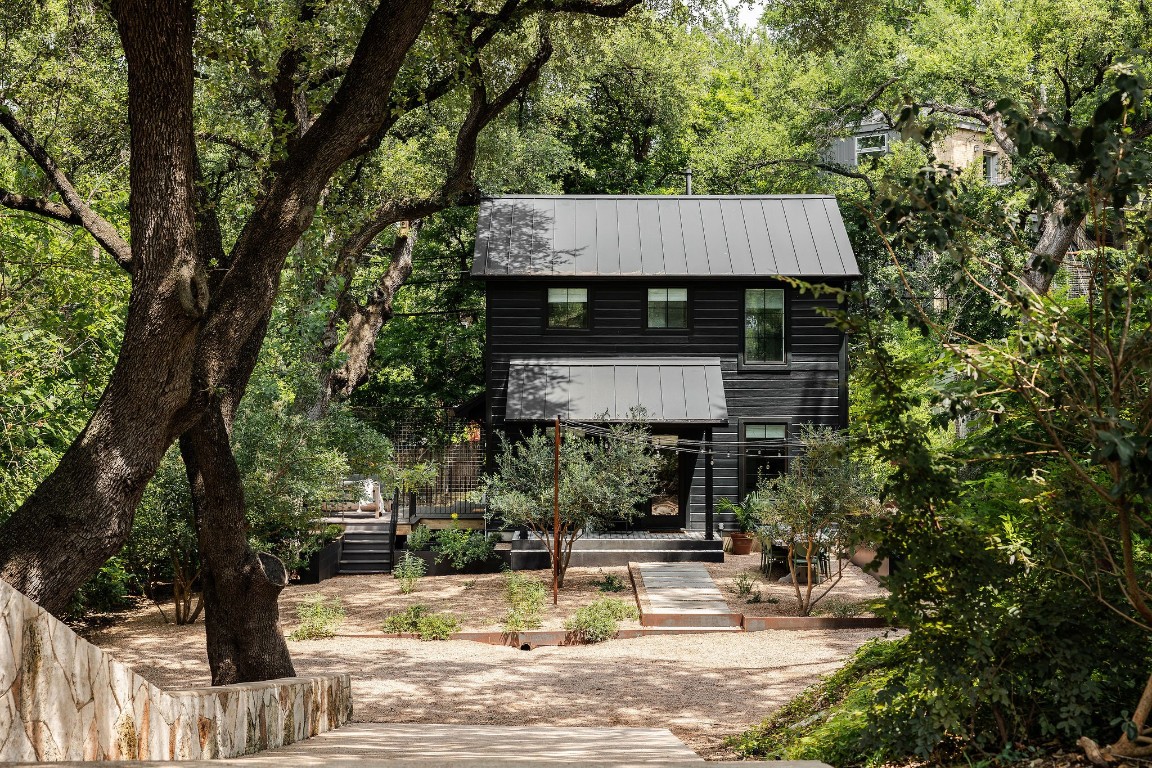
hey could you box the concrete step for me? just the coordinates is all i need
[236,723,706,764]
[510,549,723,569]
[512,538,721,552]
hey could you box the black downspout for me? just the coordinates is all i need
[705,427,714,540]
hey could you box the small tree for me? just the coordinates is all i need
[484,419,659,587]
[753,425,881,616]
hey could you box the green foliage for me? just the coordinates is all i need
[716,495,760,533]
[65,558,135,619]
[484,416,660,585]
[406,524,434,551]
[731,571,758,598]
[502,571,548,632]
[432,527,499,569]
[564,597,639,643]
[733,639,906,765]
[393,552,426,594]
[381,604,460,640]
[591,572,627,593]
[289,594,345,641]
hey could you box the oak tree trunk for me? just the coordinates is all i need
[180,405,295,685]
[0,0,204,615]
[1022,202,1087,295]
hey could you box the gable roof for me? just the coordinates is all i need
[471,195,860,278]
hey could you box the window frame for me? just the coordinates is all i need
[740,286,790,371]
[543,286,592,331]
[738,419,791,498]
[854,132,888,164]
[982,151,1000,185]
[644,286,691,332]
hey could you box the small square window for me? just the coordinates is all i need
[647,288,688,329]
[547,287,588,329]
[744,288,785,364]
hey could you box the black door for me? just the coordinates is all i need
[620,441,687,530]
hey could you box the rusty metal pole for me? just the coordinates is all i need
[553,415,561,606]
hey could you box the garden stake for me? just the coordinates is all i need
[553,415,561,605]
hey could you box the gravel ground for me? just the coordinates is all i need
[91,602,893,760]
[707,552,888,617]
[279,566,640,633]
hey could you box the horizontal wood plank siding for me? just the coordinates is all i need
[485,279,847,531]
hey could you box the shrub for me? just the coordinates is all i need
[66,558,136,619]
[289,593,345,640]
[502,571,547,632]
[565,597,638,643]
[406,524,434,551]
[393,552,426,594]
[432,527,498,569]
[381,604,461,640]
[591,571,627,593]
[812,597,869,618]
[731,571,758,597]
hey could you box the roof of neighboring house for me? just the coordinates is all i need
[470,195,860,278]
[504,357,728,424]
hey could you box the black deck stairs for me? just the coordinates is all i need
[338,520,394,574]
[509,534,724,569]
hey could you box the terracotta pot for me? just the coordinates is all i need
[729,532,755,555]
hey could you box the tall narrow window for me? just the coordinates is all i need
[744,423,788,496]
[982,152,1000,185]
[744,288,785,363]
[647,288,688,329]
[547,287,589,328]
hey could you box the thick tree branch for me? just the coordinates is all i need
[0,108,133,271]
[0,188,82,225]
[737,157,877,196]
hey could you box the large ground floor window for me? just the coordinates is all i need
[743,422,788,496]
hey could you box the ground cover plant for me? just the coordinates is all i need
[289,594,345,641]
[381,604,460,640]
[592,572,627,593]
[393,553,426,595]
[502,571,548,632]
[565,597,638,643]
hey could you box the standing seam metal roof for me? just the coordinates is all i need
[471,195,860,278]
[505,357,728,423]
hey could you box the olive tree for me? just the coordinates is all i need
[484,420,659,587]
[752,425,882,616]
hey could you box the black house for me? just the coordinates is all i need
[471,195,860,538]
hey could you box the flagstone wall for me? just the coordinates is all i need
[0,579,352,762]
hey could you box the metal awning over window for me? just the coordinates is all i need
[505,357,728,424]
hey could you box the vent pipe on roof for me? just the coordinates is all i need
[683,166,692,195]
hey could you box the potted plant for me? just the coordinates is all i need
[717,495,761,555]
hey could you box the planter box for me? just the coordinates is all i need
[298,538,343,584]
[407,549,509,576]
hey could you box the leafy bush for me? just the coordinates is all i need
[812,597,869,618]
[433,527,498,569]
[406,524,434,551]
[289,593,345,640]
[393,552,426,594]
[381,604,460,640]
[502,571,547,631]
[591,571,627,593]
[565,597,638,643]
[66,558,136,619]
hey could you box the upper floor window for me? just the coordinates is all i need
[547,287,589,329]
[744,288,785,364]
[647,288,688,329]
[982,152,1000,185]
[855,133,887,163]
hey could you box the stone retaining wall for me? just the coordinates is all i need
[0,579,351,762]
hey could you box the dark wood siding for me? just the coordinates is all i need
[484,278,847,531]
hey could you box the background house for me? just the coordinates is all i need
[827,111,1009,185]
[471,195,860,537]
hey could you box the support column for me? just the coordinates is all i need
[705,427,714,540]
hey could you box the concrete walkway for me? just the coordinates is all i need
[237,723,704,764]
[630,562,742,628]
